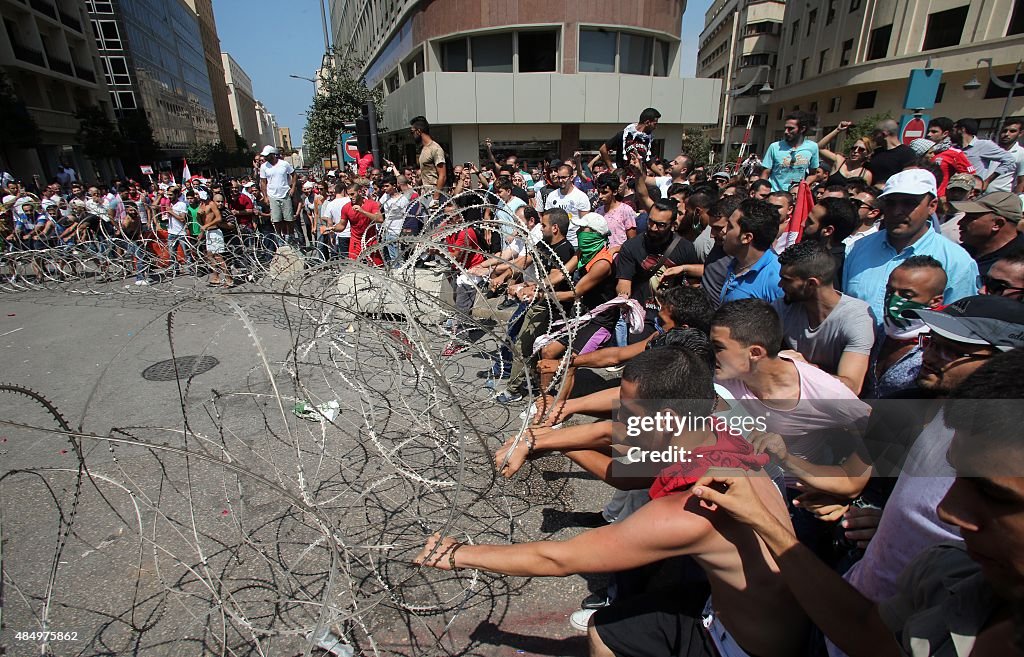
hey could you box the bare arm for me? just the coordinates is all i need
[435,163,446,195]
[753,431,872,498]
[835,352,870,396]
[598,143,615,171]
[554,259,612,302]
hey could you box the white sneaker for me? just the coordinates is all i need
[604,365,625,374]
[569,608,597,633]
[134,279,150,286]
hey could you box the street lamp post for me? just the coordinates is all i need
[962,58,1024,139]
[290,74,344,169]
[721,64,774,163]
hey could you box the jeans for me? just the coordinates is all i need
[114,238,147,280]
[614,314,628,348]
[168,233,192,269]
[383,232,401,266]
[505,303,550,396]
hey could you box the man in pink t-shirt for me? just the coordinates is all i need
[710,299,872,499]
[595,172,636,247]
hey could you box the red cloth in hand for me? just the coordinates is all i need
[648,429,769,499]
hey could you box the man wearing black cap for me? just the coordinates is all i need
[955,191,1024,276]
[838,295,1024,610]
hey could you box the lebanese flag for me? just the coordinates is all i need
[775,180,813,253]
[182,159,191,183]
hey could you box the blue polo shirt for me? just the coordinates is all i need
[720,249,783,304]
[843,228,979,326]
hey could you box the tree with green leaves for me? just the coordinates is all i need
[75,105,125,162]
[681,128,713,167]
[303,50,384,161]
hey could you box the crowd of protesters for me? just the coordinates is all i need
[5,106,1024,655]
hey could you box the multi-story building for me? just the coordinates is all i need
[0,0,116,178]
[277,127,293,152]
[222,52,259,147]
[697,0,786,159]
[254,100,278,149]
[330,0,721,166]
[183,0,234,145]
[85,0,219,156]
[766,0,1024,143]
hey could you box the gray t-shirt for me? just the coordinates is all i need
[773,293,875,375]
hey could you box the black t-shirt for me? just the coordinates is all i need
[969,233,1024,276]
[605,127,654,169]
[536,237,576,293]
[866,145,916,186]
[578,252,619,328]
[616,233,699,312]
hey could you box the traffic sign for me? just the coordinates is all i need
[900,116,926,145]
[342,131,358,162]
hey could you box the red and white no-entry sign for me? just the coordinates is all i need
[344,138,360,160]
[901,117,926,145]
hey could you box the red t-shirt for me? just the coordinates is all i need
[931,148,976,198]
[343,198,381,259]
[445,225,486,270]
[229,194,255,228]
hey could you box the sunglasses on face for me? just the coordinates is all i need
[917,333,996,364]
[850,146,868,153]
[850,198,874,210]
[648,218,672,228]
[978,275,1024,298]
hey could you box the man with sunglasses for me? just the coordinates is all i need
[843,169,978,326]
[844,188,881,253]
[544,164,590,248]
[953,191,1024,276]
[830,295,1024,621]
[980,248,1024,300]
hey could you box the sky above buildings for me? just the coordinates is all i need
[215,0,713,146]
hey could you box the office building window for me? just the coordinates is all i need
[923,6,969,50]
[471,32,513,72]
[518,30,557,72]
[653,39,670,77]
[809,101,818,113]
[785,64,792,84]
[579,28,616,72]
[807,9,817,35]
[818,49,829,73]
[829,96,841,113]
[827,0,836,24]
[935,82,945,103]
[117,91,136,109]
[800,57,808,80]
[403,50,424,79]
[441,38,467,72]
[778,107,784,119]
[867,24,891,60]
[791,20,799,44]
[1010,0,1024,35]
[840,39,853,66]
[86,0,113,13]
[106,55,130,85]
[385,72,399,92]
[854,90,876,109]
[850,0,862,11]
[619,33,653,75]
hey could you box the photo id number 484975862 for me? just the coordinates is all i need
[15,631,79,641]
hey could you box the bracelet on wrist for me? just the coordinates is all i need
[448,542,464,570]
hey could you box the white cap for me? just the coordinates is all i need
[570,213,610,236]
[198,190,209,201]
[302,181,315,190]
[242,181,255,188]
[879,168,938,198]
[260,145,279,156]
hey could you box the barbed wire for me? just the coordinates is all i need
[0,192,591,656]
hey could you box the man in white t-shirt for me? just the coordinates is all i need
[544,164,590,247]
[167,186,192,273]
[258,145,296,238]
[378,175,410,265]
[319,182,350,259]
[996,117,1024,193]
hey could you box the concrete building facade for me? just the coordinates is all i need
[0,0,117,179]
[183,0,235,146]
[254,100,279,150]
[766,0,1024,143]
[330,0,722,167]
[221,52,259,147]
[277,127,293,152]
[697,0,786,158]
[84,0,219,156]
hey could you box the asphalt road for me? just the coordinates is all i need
[0,277,611,657]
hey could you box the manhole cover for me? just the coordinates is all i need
[142,356,220,381]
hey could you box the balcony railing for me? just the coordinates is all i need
[48,56,74,76]
[12,42,46,67]
[29,0,57,19]
[58,8,82,32]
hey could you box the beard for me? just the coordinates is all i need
[414,134,423,145]
[645,230,671,249]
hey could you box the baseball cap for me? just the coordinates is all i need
[302,181,315,191]
[242,181,255,188]
[570,213,611,236]
[908,138,936,156]
[879,169,937,198]
[712,171,730,180]
[947,173,977,192]
[260,145,279,157]
[905,295,1024,351]
[950,191,1023,224]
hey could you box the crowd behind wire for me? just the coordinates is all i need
[5,108,1024,655]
